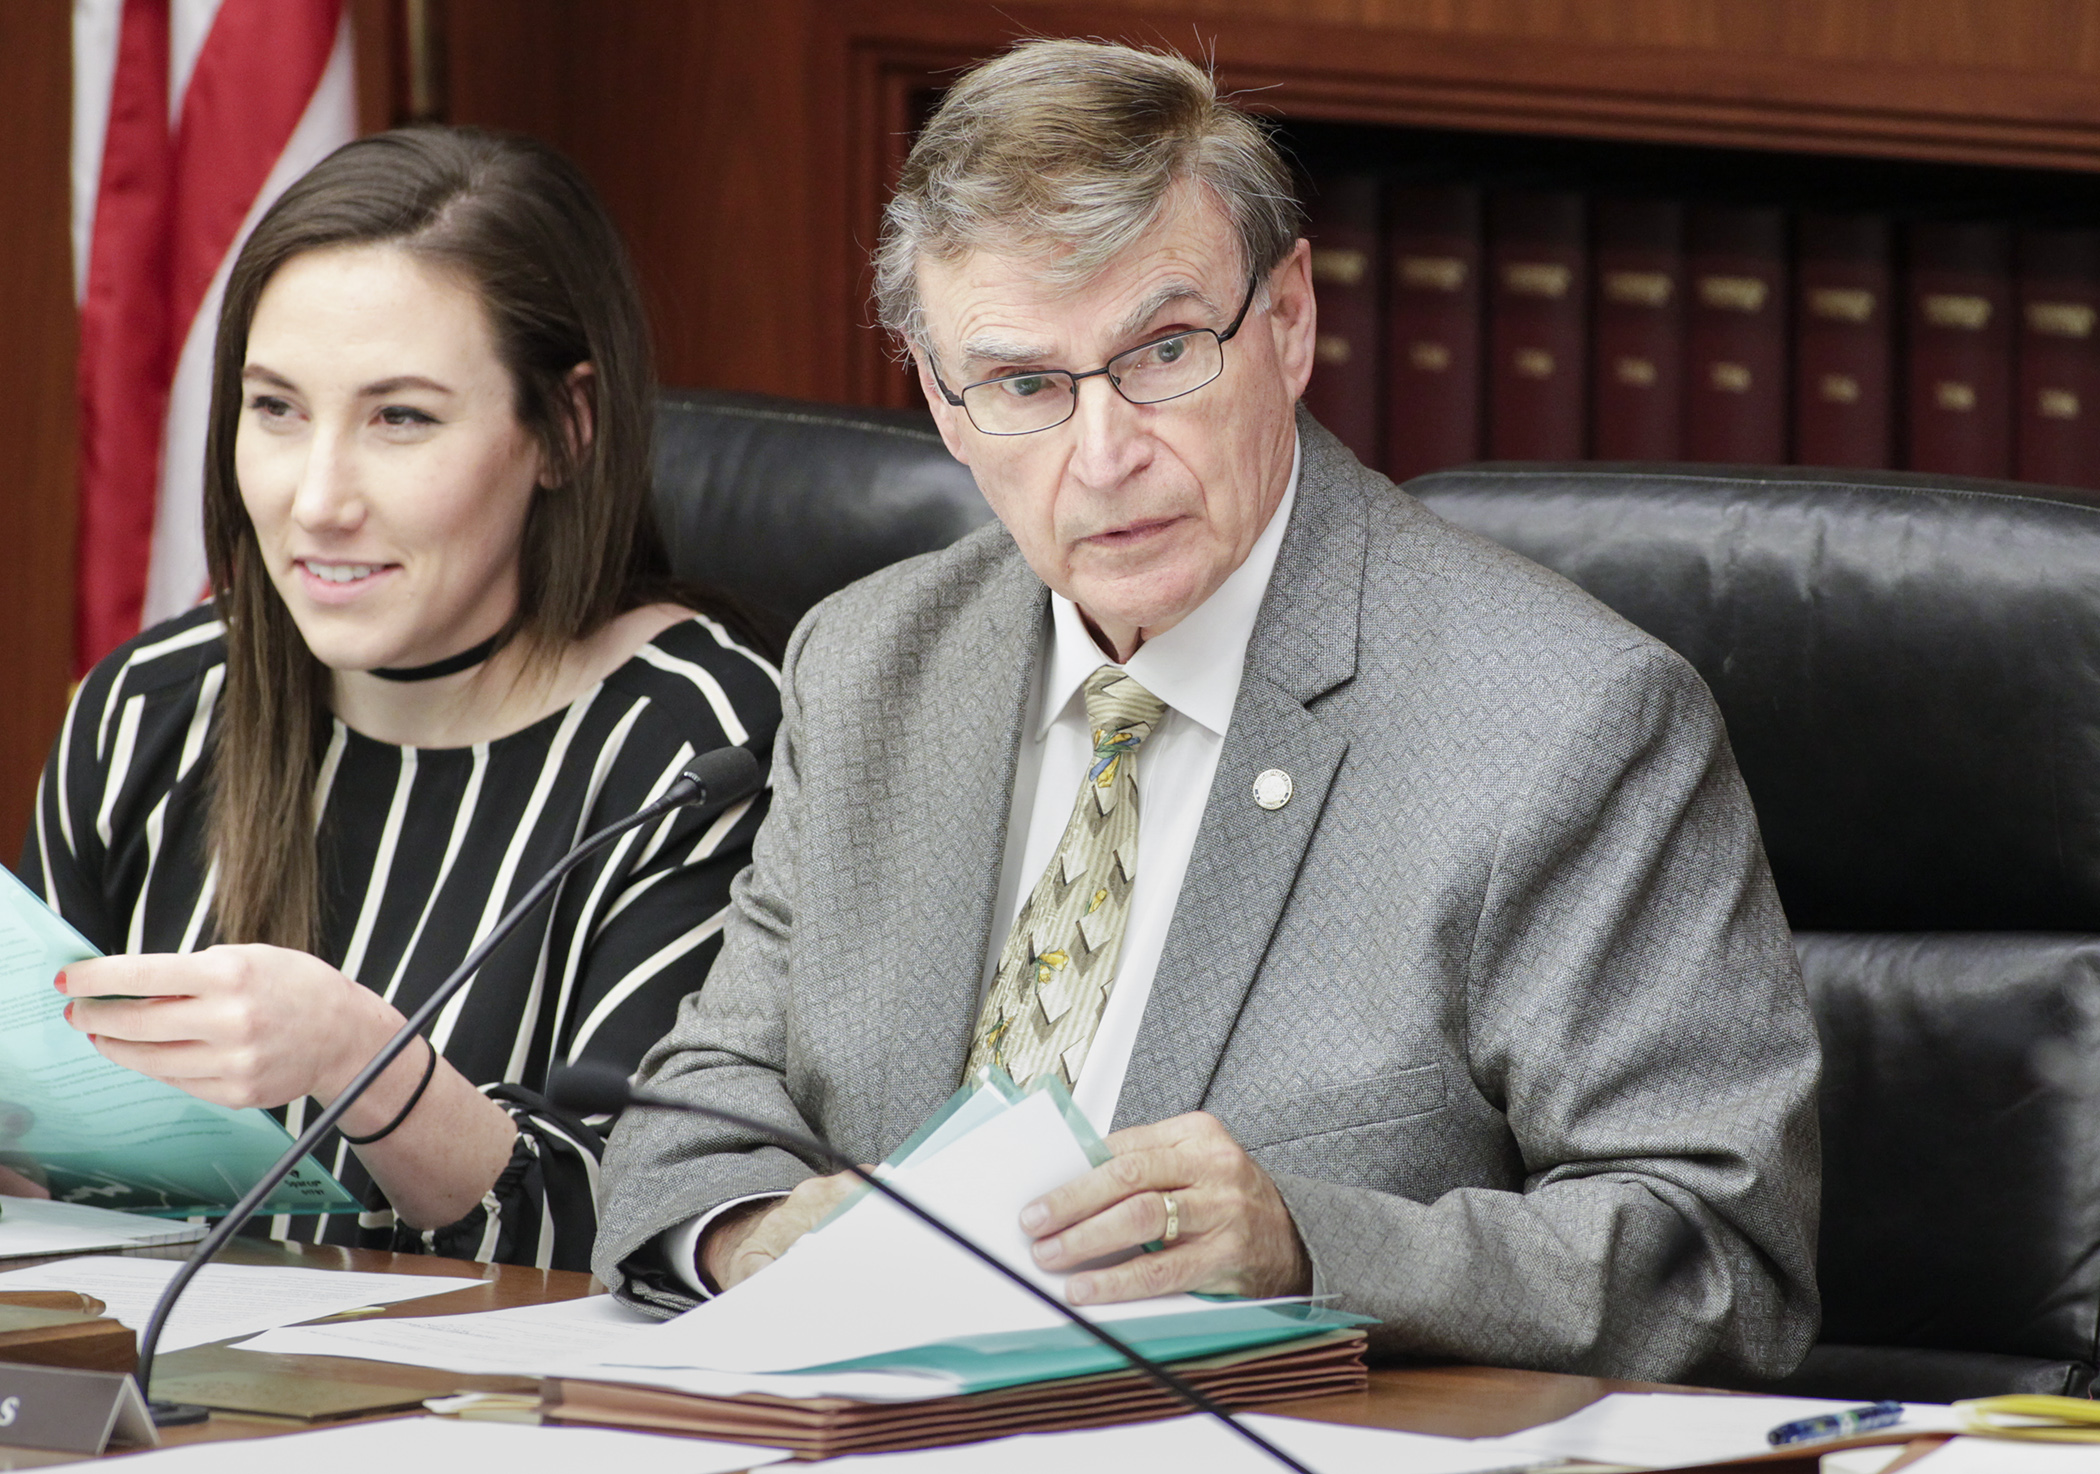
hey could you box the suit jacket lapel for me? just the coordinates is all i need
[1114,413,1367,1129]
[874,546,1047,1147]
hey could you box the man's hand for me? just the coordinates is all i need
[1020,1112,1310,1305]
[701,1170,863,1292]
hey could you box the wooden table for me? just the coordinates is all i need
[0,1243,1810,1469]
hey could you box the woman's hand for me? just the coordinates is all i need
[56,946,404,1112]
[0,1165,49,1199]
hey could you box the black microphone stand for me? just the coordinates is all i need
[131,747,763,1421]
[550,1062,1320,1474]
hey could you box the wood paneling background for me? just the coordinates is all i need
[11,0,2100,859]
[0,2,81,865]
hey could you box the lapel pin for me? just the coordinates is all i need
[1252,768,1293,811]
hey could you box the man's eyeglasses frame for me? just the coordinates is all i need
[923,273,1263,436]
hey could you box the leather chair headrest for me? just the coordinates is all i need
[1412,463,2100,931]
[653,389,992,641]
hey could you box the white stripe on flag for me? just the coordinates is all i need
[69,0,124,305]
[142,11,355,627]
[169,0,228,125]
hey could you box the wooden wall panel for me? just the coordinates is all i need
[996,0,2100,78]
[0,1,79,863]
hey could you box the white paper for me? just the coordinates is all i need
[816,1411,1543,1473]
[0,1196,208,1258]
[579,1090,1207,1378]
[0,1255,483,1351]
[1905,1436,2100,1471]
[242,1291,963,1402]
[85,1414,790,1472]
[237,1293,651,1375]
[1472,1392,1965,1467]
[1822,1449,1914,1474]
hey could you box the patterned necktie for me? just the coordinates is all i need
[966,666,1167,1091]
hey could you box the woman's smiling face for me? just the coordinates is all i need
[235,242,546,673]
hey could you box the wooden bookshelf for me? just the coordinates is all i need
[443,0,2100,415]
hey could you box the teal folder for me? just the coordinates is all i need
[0,864,357,1217]
[794,1302,1375,1395]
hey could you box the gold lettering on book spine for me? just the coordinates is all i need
[1604,270,1673,308]
[1311,248,1368,287]
[1503,262,1571,298]
[1698,276,1769,313]
[1925,294,1992,330]
[1400,255,1467,292]
[2041,388,2082,420]
[2028,302,2097,338]
[1809,287,1876,323]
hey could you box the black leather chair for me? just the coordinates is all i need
[649,389,2100,1402]
[1412,463,2100,1402]
[652,388,992,644]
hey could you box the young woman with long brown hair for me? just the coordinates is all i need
[17,127,779,1270]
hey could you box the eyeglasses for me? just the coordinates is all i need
[925,275,1261,436]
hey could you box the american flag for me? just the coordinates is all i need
[72,0,356,671]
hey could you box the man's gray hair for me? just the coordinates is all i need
[873,39,1303,360]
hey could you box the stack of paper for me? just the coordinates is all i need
[810,1412,1551,1473]
[0,1255,484,1351]
[82,1415,791,1473]
[262,1073,1369,1458]
[0,1197,209,1258]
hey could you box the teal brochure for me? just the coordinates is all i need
[0,865,357,1218]
[795,1302,1376,1395]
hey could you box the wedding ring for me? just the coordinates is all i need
[1159,1191,1181,1246]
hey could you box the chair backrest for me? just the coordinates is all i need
[1412,461,2100,1398]
[652,389,993,641]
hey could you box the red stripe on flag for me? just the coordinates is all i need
[168,0,340,350]
[74,0,172,672]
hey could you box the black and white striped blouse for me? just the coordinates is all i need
[21,605,780,1271]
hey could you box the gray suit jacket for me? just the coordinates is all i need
[597,412,1821,1383]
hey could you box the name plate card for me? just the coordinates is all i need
[0,1364,157,1455]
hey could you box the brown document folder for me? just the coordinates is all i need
[544,1328,1368,1459]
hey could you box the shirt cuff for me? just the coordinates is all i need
[660,1192,791,1297]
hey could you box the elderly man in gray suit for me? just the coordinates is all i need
[597,38,1820,1383]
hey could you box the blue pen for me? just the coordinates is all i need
[1767,1400,1905,1446]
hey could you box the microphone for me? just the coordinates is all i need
[548,1062,1319,1474]
[131,745,766,1420]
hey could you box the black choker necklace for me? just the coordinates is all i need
[370,631,507,683]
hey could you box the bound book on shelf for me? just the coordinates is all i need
[1590,196,1685,461]
[1301,172,1385,471]
[1486,189,1588,460]
[1684,204,1789,464]
[1907,219,2015,477]
[2017,225,2100,489]
[1794,212,1896,469]
[1384,181,1483,483]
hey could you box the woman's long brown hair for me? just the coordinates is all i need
[203,127,678,951]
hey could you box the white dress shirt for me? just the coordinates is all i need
[663,443,1299,1292]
